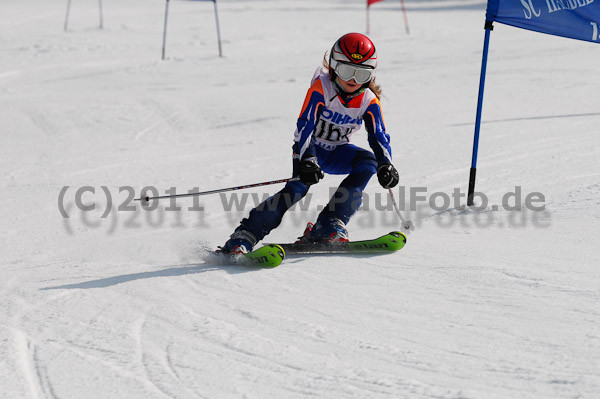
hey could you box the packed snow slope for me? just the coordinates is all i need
[1,0,599,398]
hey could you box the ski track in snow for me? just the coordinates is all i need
[9,288,67,399]
[13,328,43,399]
[2,0,600,398]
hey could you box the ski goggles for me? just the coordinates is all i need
[331,59,375,84]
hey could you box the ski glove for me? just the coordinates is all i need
[377,163,399,189]
[299,157,324,186]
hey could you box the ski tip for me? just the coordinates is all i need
[264,244,285,259]
[265,244,285,267]
[389,231,407,242]
[245,244,285,268]
[388,231,407,250]
[209,244,285,268]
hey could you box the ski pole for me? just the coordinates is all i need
[135,177,299,204]
[388,188,415,233]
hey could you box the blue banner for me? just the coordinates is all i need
[486,0,600,43]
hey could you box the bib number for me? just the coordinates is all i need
[315,119,352,144]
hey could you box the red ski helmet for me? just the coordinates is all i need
[329,33,378,69]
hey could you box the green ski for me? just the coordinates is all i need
[213,244,284,268]
[243,244,285,267]
[230,244,285,267]
[273,231,407,255]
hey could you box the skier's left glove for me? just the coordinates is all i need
[377,163,399,189]
[299,157,324,186]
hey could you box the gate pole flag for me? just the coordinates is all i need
[162,0,223,60]
[367,0,410,35]
[467,0,599,206]
[366,0,383,34]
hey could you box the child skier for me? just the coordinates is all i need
[220,32,399,254]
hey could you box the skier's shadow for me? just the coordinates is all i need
[41,254,391,290]
[41,262,261,290]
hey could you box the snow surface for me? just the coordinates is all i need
[1,0,600,398]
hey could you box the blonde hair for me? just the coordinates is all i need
[322,53,382,99]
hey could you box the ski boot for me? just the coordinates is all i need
[295,222,314,243]
[297,218,349,243]
[218,230,257,255]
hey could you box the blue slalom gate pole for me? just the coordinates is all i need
[468,21,493,206]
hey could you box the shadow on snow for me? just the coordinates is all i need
[40,262,261,290]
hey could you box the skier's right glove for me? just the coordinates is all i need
[299,157,324,186]
[377,163,399,189]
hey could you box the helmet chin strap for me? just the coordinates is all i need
[332,76,366,104]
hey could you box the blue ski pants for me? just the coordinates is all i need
[235,144,377,241]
